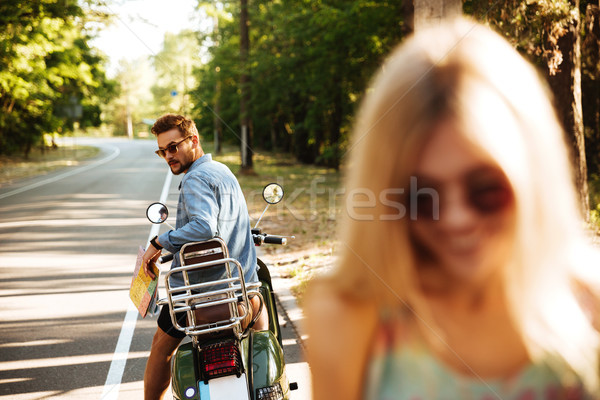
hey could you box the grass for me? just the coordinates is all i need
[209,144,342,302]
[0,140,339,300]
[0,145,100,186]
[6,139,598,301]
[588,173,600,238]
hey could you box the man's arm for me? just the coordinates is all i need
[142,239,162,278]
[158,174,219,254]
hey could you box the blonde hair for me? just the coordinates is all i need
[328,18,600,391]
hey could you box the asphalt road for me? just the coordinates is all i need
[0,138,310,400]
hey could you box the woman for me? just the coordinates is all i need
[305,18,600,399]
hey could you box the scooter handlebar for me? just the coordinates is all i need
[159,253,174,263]
[253,233,290,246]
[263,235,287,245]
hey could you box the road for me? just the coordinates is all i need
[0,138,310,399]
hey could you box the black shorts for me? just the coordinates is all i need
[157,305,187,339]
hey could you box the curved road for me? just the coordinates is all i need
[0,138,309,399]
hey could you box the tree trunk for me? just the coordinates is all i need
[547,0,590,218]
[582,4,600,179]
[413,0,462,30]
[239,0,254,173]
[214,79,222,155]
[270,118,277,150]
[212,15,223,155]
[403,0,415,36]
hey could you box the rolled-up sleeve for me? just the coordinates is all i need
[158,174,219,254]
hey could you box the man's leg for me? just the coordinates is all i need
[144,327,182,400]
[250,295,269,331]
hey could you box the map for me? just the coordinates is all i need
[130,246,160,317]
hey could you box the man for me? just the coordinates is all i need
[141,114,265,400]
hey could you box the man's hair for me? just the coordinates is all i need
[151,114,199,137]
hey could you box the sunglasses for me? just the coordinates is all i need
[155,136,193,158]
[411,174,513,220]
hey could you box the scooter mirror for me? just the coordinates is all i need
[262,183,284,204]
[146,202,169,224]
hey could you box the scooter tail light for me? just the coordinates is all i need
[199,340,243,382]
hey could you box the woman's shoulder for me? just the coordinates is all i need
[304,279,380,400]
[304,278,378,334]
[573,278,600,331]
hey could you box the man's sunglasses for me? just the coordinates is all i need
[155,136,192,158]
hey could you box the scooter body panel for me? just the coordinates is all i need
[252,330,290,399]
[260,281,281,343]
[170,331,289,400]
[168,258,290,399]
[171,340,252,400]
[171,342,197,400]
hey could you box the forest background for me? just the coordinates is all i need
[1,0,600,222]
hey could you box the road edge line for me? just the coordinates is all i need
[100,169,173,400]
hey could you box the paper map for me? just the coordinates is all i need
[129,246,160,318]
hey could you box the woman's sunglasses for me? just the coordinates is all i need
[155,136,193,158]
[411,175,513,220]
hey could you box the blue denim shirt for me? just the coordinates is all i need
[158,154,258,288]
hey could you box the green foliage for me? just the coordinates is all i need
[101,28,205,138]
[465,0,574,72]
[103,58,154,137]
[151,30,203,116]
[465,0,600,193]
[590,173,600,209]
[0,0,115,156]
[590,176,600,232]
[581,3,600,177]
[190,0,407,169]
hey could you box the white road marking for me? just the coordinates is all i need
[0,339,72,348]
[101,169,173,400]
[0,351,149,371]
[0,218,151,228]
[0,145,121,200]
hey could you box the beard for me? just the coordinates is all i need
[169,159,193,175]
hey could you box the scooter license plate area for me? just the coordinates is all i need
[198,374,250,400]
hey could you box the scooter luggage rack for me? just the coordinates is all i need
[165,257,261,338]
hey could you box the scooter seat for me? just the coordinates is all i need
[190,295,259,339]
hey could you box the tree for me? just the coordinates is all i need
[247,0,407,168]
[151,30,202,116]
[466,0,592,216]
[190,1,407,169]
[413,0,462,29]
[582,2,600,194]
[192,4,241,150]
[239,0,254,173]
[104,58,155,137]
[546,0,589,215]
[0,0,114,156]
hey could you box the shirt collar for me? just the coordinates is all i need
[179,153,212,190]
[188,153,212,172]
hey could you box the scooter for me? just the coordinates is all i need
[145,183,298,400]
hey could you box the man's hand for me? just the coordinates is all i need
[142,243,161,279]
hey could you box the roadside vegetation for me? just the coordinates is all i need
[2,1,598,252]
[0,143,100,186]
[589,176,600,238]
[3,139,600,300]
[212,145,342,304]
[0,140,339,302]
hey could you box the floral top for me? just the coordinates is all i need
[364,317,596,400]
